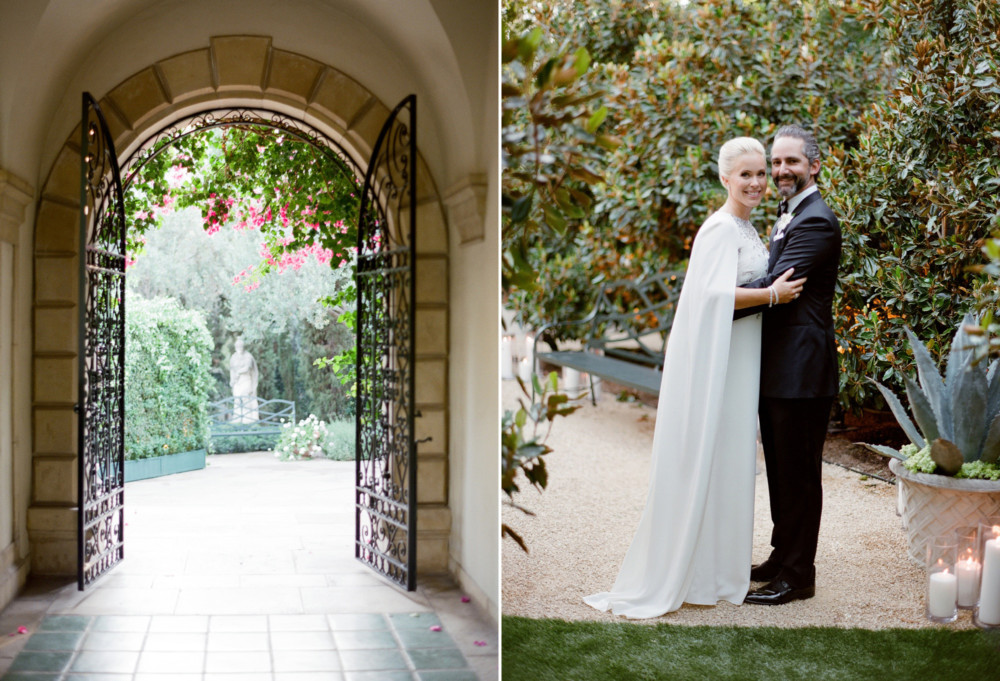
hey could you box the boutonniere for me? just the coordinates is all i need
[772,212,793,240]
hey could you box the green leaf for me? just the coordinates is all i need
[903,374,940,443]
[586,106,608,134]
[951,355,988,462]
[536,57,557,89]
[518,27,542,63]
[869,378,925,448]
[544,206,568,233]
[981,414,1000,465]
[930,438,964,476]
[859,443,907,461]
[509,194,533,223]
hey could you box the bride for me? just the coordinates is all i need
[584,137,804,618]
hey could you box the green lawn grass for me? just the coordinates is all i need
[502,616,1000,681]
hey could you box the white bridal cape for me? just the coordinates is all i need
[584,211,767,618]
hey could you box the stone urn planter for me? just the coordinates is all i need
[890,458,1000,566]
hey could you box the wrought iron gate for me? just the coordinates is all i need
[76,93,127,590]
[355,95,418,590]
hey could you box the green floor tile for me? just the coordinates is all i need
[417,671,480,681]
[37,615,91,632]
[340,648,410,671]
[23,631,85,651]
[407,648,468,671]
[389,613,441,630]
[396,627,457,649]
[1,672,61,681]
[334,629,398,649]
[8,650,74,672]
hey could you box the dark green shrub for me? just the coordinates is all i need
[125,297,213,460]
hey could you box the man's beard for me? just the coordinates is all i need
[775,172,809,198]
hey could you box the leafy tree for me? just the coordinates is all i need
[826,0,1000,410]
[126,123,359,416]
[505,0,668,66]
[127,208,355,419]
[501,23,619,291]
[506,0,892,338]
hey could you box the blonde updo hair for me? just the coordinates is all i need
[718,136,766,181]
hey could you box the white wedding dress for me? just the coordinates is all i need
[584,211,769,618]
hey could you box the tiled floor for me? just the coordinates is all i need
[0,453,497,680]
[4,612,478,680]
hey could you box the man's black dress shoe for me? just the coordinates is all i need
[743,578,815,605]
[749,560,781,582]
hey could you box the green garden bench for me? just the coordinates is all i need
[532,270,684,403]
[208,397,296,440]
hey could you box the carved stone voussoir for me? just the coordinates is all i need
[443,174,488,245]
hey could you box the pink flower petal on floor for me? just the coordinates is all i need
[429,625,442,632]
[474,640,487,646]
[17,626,28,634]
[461,596,471,603]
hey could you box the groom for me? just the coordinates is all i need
[734,125,842,605]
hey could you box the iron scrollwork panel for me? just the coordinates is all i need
[355,95,417,590]
[77,93,127,590]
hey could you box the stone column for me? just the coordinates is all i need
[0,169,34,609]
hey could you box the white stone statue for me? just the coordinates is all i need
[229,337,259,423]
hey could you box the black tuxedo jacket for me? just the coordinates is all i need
[733,191,842,398]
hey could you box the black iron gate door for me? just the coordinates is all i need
[355,95,418,590]
[76,93,127,590]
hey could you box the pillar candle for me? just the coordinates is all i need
[957,556,982,608]
[979,535,1000,625]
[501,336,514,380]
[518,357,532,382]
[928,569,957,619]
[563,367,579,392]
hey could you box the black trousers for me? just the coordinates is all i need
[759,395,834,587]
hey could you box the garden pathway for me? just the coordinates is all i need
[502,379,976,629]
[0,452,497,680]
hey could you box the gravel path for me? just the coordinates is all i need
[502,381,976,629]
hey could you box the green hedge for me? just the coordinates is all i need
[125,297,213,460]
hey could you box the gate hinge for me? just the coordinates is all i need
[73,403,80,414]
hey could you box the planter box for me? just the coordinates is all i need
[890,458,1000,566]
[124,449,206,483]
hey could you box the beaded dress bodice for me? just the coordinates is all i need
[731,215,769,285]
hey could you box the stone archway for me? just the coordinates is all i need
[28,35,450,579]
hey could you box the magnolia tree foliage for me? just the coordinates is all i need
[503,0,1000,414]
[504,0,892,347]
[501,18,619,292]
[824,0,1000,410]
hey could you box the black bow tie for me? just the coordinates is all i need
[778,200,789,216]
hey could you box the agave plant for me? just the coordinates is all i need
[866,314,1000,476]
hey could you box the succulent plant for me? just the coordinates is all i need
[865,314,1000,475]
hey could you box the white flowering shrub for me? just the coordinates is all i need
[273,415,354,461]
